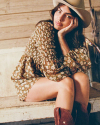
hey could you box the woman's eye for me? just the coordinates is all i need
[57,10,61,13]
[66,15,73,19]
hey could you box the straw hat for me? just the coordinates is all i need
[53,0,91,28]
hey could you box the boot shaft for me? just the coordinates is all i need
[74,102,90,125]
[54,107,74,125]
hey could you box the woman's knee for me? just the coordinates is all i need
[72,72,89,86]
[58,77,74,95]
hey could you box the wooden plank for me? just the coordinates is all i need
[0,0,53,15]
[91,82,100,91]
[0,24,35,41]
[0,0,99,15]
[90,87,100,98]
[84,31,100,41]
[84,0,100,8]
[84,32,94,40]
[0,11,51,28]
[91,0,100,8]
[89,97,100,113]
[0,38,28,49]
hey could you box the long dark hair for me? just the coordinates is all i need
[36,3,85,50]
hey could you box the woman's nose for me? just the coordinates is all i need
[58,14,64,22]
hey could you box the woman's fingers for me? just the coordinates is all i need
[73,17,78,28]
[64,19,74,31]
[66,17,78,31]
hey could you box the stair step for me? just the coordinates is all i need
[0,95,100,123]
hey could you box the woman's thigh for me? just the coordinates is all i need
[25,77,59,102]
[25,77,74,102]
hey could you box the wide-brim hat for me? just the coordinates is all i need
[53,0,91,28]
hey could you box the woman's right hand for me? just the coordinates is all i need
[57,18,78,55]
[58,17,78,38]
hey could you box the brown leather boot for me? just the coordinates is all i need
[54,107,75,125]
[75,102,91,125]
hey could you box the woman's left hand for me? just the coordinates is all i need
[58,17,78,37]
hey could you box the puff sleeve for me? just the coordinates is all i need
[63,47,91,74]
[11,21,91,84]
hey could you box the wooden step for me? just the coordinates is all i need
[0,87,100,123]
[0,96,55,123]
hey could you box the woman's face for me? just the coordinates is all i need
[54,5,74,30]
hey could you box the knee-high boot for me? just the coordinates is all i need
[75,102,91,125]
[54,107,75,125]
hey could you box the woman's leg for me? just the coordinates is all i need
[55,77,74,113]
[25,77,74,113]
[25,77,75,125]
[72,72,90,125]
[72,72,90,106]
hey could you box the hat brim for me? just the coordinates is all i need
[53,0,91,28]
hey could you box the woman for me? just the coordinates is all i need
[11,0,91,125]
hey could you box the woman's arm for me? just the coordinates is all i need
[11,21,72,83]
[35,21,91,80]
[57,35,70,55]
[58,18,78,55]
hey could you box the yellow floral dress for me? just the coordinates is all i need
[11,21,91,101]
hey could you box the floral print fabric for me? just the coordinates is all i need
[11,21,91,101]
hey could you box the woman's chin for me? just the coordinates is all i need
[54,25,62,31]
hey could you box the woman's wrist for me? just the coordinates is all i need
[58,33,70,55]
[58,30,66,38]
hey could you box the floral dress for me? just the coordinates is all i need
[11,21,91,101]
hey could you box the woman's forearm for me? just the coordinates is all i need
[58,34,70,55]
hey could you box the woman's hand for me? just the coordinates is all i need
[58,18,78,55]
[58,17,78,37]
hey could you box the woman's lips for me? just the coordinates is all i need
[55,21,62,26]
